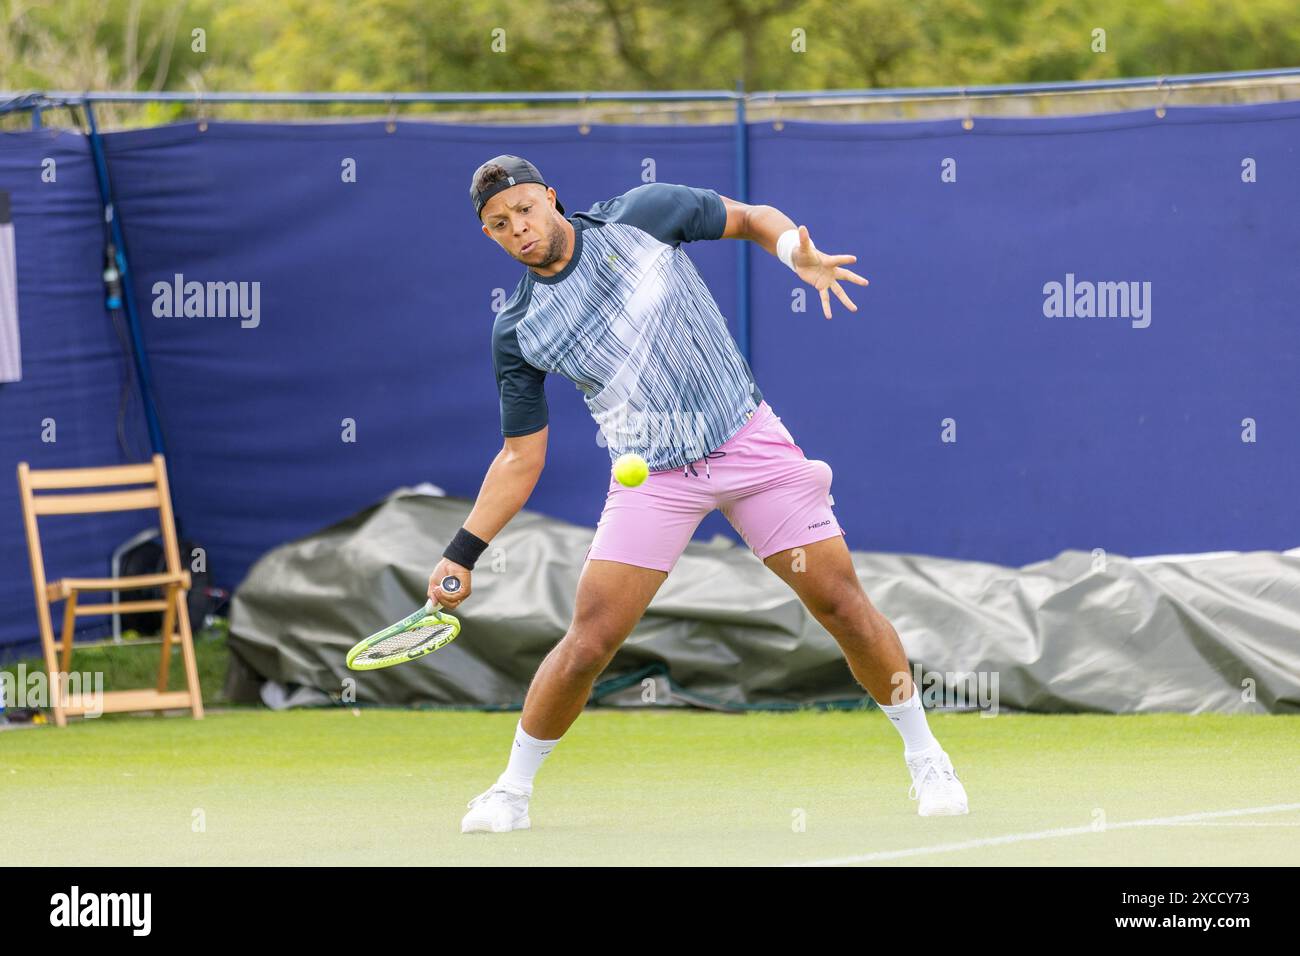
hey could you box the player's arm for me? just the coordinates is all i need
[428,310,548,608]
[716,195,869,319]
[464,428,547,545]
[717,196,796,256]
[427,427,545,609]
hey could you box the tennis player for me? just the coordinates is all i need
[431,155,968,833]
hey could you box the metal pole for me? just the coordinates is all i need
[83,101,167,457]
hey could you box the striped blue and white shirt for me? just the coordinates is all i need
[491,182,763,471]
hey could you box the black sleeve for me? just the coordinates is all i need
[592,182,728,246]
[492,315,548,437]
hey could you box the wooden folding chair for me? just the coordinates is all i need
[16,454,204,727]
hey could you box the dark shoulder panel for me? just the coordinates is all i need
[491,277,548,437]
[574,182,727,247]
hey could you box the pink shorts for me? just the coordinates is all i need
[584,401,846,573]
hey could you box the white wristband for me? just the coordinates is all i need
[775,227,801,271]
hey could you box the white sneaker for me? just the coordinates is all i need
[905,747,969,816]
[461,782,531,833]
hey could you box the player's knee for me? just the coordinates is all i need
[814,581,869,631]
[556,630,618,680]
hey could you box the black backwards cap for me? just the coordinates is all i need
[470,155,565,219]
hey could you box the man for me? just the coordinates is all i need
[430,155,968,833]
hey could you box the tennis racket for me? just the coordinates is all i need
[344,575,464,671]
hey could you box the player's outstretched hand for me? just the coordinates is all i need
[790,224,869,319]
[428,557,471,610]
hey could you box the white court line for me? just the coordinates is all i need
[1159,822,1300,827]
[784,802,1300,867]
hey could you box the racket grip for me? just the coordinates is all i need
[427,574,462,612]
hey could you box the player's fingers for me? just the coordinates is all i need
[446,576,470,602]
[437,588,466,610]
[827,253,857,265]
[798,224,814,249]
[831,280,858,312]
[835,266,869,286]
[430,573,467,606]
[819,286,832,319]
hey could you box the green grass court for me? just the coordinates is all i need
[6,708,1297,866]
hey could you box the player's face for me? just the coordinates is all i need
[480,184,565,267]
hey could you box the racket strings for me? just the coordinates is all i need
[360,619,455,663]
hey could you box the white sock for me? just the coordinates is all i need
[878,686,941,757]
[496,719,561,795]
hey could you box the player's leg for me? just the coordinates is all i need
[761,538,966,814]
[761,535,912,707]
[721,408,969,815]
[463,559,671,833]
[462,465,710,833]
[718,412,913,704]
[520,556,667,741]
[517,463,714,740]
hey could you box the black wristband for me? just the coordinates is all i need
[442,527,489,570]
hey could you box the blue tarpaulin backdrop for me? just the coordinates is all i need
[2,102,1298,654]
[0,128,156,655]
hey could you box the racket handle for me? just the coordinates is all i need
[427,574,463,613]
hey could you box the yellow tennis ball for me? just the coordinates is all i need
[613,453,649,487]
